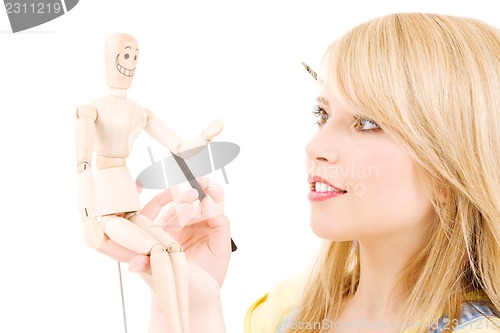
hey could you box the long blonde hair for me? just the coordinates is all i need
[289,13,500,333]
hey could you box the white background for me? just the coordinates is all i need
[0,1,497,332]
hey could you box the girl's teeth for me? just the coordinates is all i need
[314,182,342,192]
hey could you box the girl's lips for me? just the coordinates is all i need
[308,190,346,201]
[307,175,347,192]
[307,175,347,201]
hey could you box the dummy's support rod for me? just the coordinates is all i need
[117,262,128,333]
[147,147,155,164]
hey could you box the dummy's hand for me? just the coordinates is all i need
[201,119,224,142]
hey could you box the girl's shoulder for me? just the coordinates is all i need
[436,302,500,333]
[244,274,306,333]
[245,281,500,333]
[272,301,500,333]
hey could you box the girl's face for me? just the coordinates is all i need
[306,87,436,242]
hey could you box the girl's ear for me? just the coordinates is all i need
[436,182,448,204]
[424,172,448,205]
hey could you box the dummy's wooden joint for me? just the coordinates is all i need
[80,207,96,220]
[77,162,91,174]
[76,105,97,121]
[167,243,184,253]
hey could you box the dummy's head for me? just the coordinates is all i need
[105,33,138,89]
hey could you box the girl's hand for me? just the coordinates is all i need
[95,177,231,284]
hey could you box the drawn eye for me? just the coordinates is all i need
[134,55,137,60]
[124,54,129,59]
[312,105,329,126]
[353,117,380,132]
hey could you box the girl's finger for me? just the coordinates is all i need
[159,202,200,227]
[140,187,176,220]
[128,254,151,273]
[205,183,225,210]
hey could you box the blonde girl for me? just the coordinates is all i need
[246,12,500,333]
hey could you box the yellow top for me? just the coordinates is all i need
[244,274,305,333]
[244,276,500,333]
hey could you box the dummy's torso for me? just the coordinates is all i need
[93,95,147,158]
[91,95,147,216]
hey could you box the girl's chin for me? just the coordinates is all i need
[310,221,353,241]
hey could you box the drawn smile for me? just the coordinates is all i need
[115,54,135,77]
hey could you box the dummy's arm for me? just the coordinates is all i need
[75,105,104,249]
[144,108,223,158]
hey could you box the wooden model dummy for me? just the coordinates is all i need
[75,33,223,333]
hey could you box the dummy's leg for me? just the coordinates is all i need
[128,213,189,333]
[101,215,183,333]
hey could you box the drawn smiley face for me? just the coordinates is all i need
[115,45,138,77]
[105,33,139,89]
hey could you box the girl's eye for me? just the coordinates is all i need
[312,105,329,126]
[353,116,381,132]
